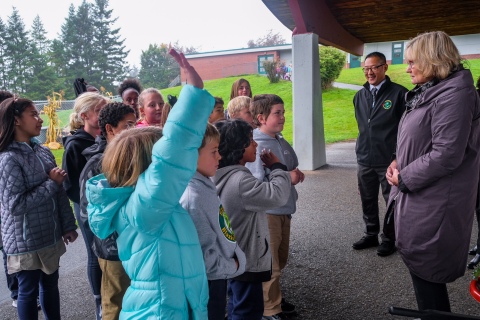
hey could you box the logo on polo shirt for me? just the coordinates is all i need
[383,100,392,110]
[219,204,236,242]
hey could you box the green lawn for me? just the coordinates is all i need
[41,109,71,128]
[44,59,480,166]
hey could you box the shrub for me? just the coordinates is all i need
[263,59,285,83]
[319,46,346,89]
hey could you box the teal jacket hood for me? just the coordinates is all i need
[86,174,134,239]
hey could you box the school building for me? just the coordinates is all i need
[182,33,480,82]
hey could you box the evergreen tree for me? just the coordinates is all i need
[27,16,63,100]
[138,44,180,89]
[48,39,70,96]
[91,0,129,93]
[4,8,32,94]
[31,16,50,56]
[0,18,8,89]
[59,1,96,97]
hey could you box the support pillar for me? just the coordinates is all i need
[292,33,326,170]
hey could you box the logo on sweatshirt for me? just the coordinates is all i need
[219,205,236,243]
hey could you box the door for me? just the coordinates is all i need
[258,54,274,74]
[350,54,361,68]
[392,42,404,65]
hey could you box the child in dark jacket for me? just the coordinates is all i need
[61,91,109,319]
[213,119,291,320]
[79,102,136,320]
[180,123,246,320]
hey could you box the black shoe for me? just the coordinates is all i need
[352,236,379,250]
[377,241,396,256]
[469,245,477,255]
[468,254,480,269]
[281,298,295,314]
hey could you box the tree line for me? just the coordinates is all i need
[1,0,289,101]
[0,0,195,100]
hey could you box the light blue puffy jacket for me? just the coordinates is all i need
[87,84,214,320]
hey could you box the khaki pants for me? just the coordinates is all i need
[98,258,130,320]
[263,215,291,316]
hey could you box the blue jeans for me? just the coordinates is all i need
[227,279,264,320]
[74,202,102,296]
[16,269,60,320]
[2,248,18,300]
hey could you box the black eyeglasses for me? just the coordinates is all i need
[362,64,385,73]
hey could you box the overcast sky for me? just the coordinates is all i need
[1,0,293,67]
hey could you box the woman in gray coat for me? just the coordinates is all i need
[386,31,480,313]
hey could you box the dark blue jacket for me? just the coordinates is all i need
[0,139,76,254]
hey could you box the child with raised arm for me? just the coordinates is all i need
[180,123,246,320]
[246,94,304,320]
[213,119,291,320]
[86,49,214,319]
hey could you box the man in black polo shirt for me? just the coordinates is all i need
[353,51,408,256]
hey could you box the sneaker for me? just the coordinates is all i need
[262,314,282,320]
[376,241,396,256]
[281,298,296,314]
[12,299,17,308]
[352,236,379,250]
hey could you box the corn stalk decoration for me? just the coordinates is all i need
[42,91,63,150]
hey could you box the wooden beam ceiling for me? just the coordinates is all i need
[263,0,480,55]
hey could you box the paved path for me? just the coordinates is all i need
[1,141,480,319]
[333,82,363,91]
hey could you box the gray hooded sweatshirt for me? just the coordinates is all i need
[213,165,290,282]
[246,129,299,215]
[180,171,246,280]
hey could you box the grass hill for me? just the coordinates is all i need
[161,75,358,145]
[45,58,480,165]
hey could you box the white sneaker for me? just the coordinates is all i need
[12,299,17,308]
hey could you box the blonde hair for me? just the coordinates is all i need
[102,127,163,187]
[227,96,251,118]
[138,88,164,108]
[200,123,220,150]
[160,102,172,128]
[69,92,109,130]
[406,31,463,80]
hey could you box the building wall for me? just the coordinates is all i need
[348,33,480,67]
[181,50,281,82]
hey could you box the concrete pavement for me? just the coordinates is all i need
[1,141,480,319]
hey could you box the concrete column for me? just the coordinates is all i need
[292,33,326,170]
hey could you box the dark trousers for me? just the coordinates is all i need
[357,164,395,241]
[73,202,102,297]
[16,269,60,320]
[410,272,451,317]
[208,279,228,320]
[227,279,264,320]
[2,248,18,300]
